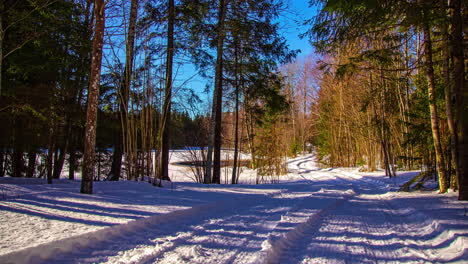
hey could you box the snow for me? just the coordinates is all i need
[0,153,467,264]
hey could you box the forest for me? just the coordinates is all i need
[0,0,466,200]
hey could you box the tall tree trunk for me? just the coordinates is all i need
[441,16,459,190]
[156,0,174,183]
[231,39,240,184]
[81,0,106,194]
[448,0,467,200]
[211,0,227,184]
[421,17,448,193]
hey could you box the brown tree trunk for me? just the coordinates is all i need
[156,0,174,183]
[441,15,459,190]
[231,38,240,184]
[448,0,467,200]
[421,17,448,193]
[81,0,106,194]
[212,0,227,184]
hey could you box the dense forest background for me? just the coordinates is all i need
[0,0,466,199]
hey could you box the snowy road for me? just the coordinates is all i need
[1,155,467,263]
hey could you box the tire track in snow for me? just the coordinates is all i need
[263,156,403,263]
[124,173,329,264]
[274,157,462,263]
[257,155,357,264]
[262,190,354,264]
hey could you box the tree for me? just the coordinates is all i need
[108,0,139,181]
[204,0,227,184]
[419,0,448,192]
[156,0,175,182]
[448,0,467,200]
[81,0,106,194]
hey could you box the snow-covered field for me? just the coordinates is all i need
[0,153,467,263]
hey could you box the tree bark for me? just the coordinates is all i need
[81,0,106,194]
[231,42,240,185]
[210,0,227,184]
[441,14,459,190]
[156,0,174,183]
[421,17,448,193]
[448,0,467,200]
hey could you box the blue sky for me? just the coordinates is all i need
[280,0,317,57]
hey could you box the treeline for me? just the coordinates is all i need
[0,0,295,191]
[299,0,466,199]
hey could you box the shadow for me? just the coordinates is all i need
[0,204,113,227]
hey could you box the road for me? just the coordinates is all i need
[1,155,466,264]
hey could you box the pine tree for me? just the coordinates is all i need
[156,0,175,182]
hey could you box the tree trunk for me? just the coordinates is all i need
[119,0,138,182]
[231,44,240,185]
[156,0,174,183]
[448,0,467,200]
[421,17,448,193]
[441,16,459,190]
[81,0,105,194]
[211,0,227,184]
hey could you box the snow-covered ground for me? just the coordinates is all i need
[0,153,467,263]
